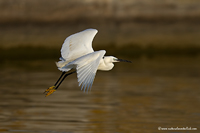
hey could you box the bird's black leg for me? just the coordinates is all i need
[54,71,76,90]
[44,71,76,97]
[54,72,66,87]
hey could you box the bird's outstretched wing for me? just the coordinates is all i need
[61,29,98,63]
[72,50,106,92]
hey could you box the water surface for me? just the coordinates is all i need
[0,56,200,133]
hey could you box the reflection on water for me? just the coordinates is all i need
[0,56,200,133]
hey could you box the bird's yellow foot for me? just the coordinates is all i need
[44,86,56,97]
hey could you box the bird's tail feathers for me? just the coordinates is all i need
[58,67,71,72]
[56,60,67,68]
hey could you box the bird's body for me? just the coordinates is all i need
[44,28,131,96]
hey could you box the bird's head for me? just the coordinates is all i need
[104,56,132,63]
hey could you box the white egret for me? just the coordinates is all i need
[44,28,131,96]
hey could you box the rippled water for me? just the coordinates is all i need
[0,56,200,133]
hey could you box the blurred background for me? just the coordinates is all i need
[0,0,200,133]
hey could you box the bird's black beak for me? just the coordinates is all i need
[117,58,132,63]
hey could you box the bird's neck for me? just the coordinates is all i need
[98,59,114,71]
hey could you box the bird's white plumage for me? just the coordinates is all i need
[60,29,97,63]
[59,50,106,92]
[57,28,107,91]
[76,50,106,91]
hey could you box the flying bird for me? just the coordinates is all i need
[44,28,131,96]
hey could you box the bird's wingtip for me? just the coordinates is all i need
[85,28,98,33]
